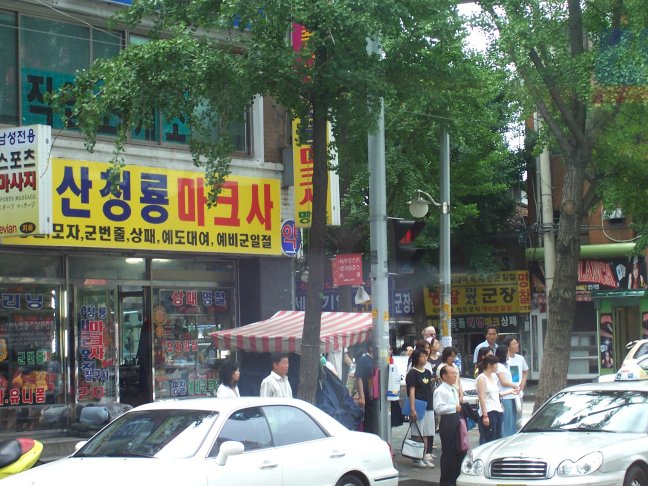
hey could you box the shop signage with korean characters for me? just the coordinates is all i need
[3,158,282,255]
[291,23,335,228]
[332,253,363,286]
[424,271,531,316]
[0,125,52,237]
[280,219,302,257]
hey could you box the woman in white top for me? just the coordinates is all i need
[495,344,519,437]
[476,354,513,443]
[216,359,240,398]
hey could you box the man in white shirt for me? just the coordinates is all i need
[260,352,293,398]
[472,325,498,364]
[433,365,465,486]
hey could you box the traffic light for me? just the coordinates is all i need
[389,219,427,274]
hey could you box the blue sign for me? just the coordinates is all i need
[280,219,301,257]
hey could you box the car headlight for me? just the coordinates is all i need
[461,450,484,476]
[556,452,603,476]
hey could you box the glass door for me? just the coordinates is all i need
[118,286,150,406]
[73,286,118,404]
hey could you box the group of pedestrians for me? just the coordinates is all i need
[216,352,294,399]
[473,326,529,444]
[400,325,529,486]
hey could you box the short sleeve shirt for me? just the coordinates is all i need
[507,354,529,386]
[405,368,434,410]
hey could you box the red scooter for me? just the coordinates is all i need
[0,438,43,478]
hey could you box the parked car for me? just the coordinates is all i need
[461,377,478,412]
[458,379,648,485]
[599,338,648,382]
[2,397,398,486]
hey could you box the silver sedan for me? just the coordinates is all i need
[458,379,648,486]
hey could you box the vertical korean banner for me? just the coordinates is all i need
[77,293,116,403]
[0,125,52,237]
[291,23,336,228]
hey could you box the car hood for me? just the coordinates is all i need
[1,457,193,485]
[474,431,640,463]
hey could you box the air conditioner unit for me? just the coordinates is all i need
[604,207,625,223]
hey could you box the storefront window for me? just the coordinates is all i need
[69,255,146,280]
[0,11,17,125]
[0,284,63,431]
[0,252,62,278]
[152,286,235,399]
[152,258,235,283]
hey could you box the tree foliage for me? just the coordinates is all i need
[472,0,648,407]
[56,0,505,404]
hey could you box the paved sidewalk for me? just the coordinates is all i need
[391,420,480,485]
[392,387,537,485]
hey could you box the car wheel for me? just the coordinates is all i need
[624,465,648,486]
[335,473,364,486]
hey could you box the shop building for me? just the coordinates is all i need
[0,0,297,436]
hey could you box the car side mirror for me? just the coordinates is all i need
[215,441,244,466]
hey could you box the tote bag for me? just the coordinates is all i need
[401,422,425,460]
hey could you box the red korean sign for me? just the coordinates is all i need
[332,253,363,286]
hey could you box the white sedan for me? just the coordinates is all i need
[458,379,648,486]
[4,397,398,486]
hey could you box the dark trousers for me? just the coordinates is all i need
[478,410,503,444]
[439,412,466,486]
[362,399,378,434]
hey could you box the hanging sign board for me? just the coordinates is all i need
[0,124,52,237]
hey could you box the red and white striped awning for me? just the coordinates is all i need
[210,310,373,354]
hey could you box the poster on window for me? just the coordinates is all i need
[599,313,614,370]
[0,286,61,409]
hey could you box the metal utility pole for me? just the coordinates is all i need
[439,128,452,349]
[367,37,390,444]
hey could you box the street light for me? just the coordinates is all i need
[408,190,441,218]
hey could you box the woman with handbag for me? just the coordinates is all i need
[405,348,435,468]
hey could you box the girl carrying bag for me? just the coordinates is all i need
[401,421,425,460]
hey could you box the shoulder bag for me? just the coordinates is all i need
[457,417,470,452]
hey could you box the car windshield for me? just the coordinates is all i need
[522,390,648,433]
[75,409,219,458]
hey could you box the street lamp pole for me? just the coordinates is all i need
[407,130,452,348]
[439,128,452,349]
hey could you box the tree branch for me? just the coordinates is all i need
[527,48,587,148]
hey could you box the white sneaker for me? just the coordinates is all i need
[423,457,435,468]
[413,460,427,468]
[425,453,437,461]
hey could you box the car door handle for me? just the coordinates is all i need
[259,461,279,469]
[330,450,346,458]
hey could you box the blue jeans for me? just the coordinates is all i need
[502,398,518,437]
[478,410,503,444]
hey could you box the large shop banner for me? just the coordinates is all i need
[0,125,52,237]
[423,271,531,317]
[2,158,282,255]
[291,23,336,228]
